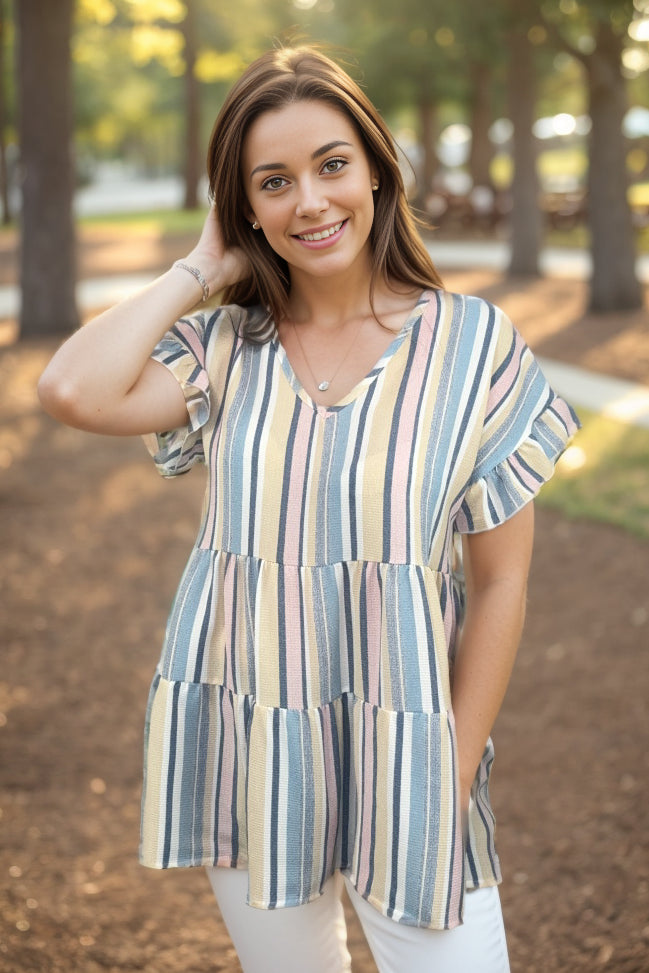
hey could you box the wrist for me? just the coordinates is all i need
[172,260,210,302]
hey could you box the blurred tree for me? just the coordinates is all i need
[17,0,79,337]
[181,0,199,208]
[507,23,543,276]
[337,5,466,209]
[542,0,643,311]
[0,0,13,225]
[503,1,546,277]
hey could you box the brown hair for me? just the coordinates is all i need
[207,46,442,341]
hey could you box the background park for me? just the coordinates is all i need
[1,0,649,970]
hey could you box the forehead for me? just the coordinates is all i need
[242,100,363,174]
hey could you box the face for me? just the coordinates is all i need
[242,99,379,284]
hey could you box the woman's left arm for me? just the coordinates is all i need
[452,502,536,822]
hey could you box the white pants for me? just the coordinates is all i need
[205,867,510,973]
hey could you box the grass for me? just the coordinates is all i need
[79,207,208,234]
[537,408,649,539]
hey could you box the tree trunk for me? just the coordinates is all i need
[586,23,642,311]
[182,0,200,210]
[507,28,542,277]
[416,96,437,210]
[0,0,12,225]
[468,61,493,189]
[17,0,79,337]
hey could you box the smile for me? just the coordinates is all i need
[296,220,346,242]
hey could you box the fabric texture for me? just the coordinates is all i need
[139,290,580,929]
[205,866,509,973]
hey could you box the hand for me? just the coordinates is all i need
[183,205,252,297]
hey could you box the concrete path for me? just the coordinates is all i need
[3,245,649,428]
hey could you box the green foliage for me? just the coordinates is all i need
[538,407,649,539]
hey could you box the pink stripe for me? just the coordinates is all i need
[177,318,205,361]
[508,451,542,491]
[553,395,579,432]
[282,408,314,565]
[389,322,435,561]
[486,330,526,414]
[365,563,382,704]
[320,707,339,869]
[356,705,375,892]
[283,566,305,708]
[215,690,236,863]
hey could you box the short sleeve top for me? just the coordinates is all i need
[139,290,579,929]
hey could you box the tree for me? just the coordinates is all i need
[542,0,643,311]
[17,0,79,337]
[181,0,199,208]
[507,25,543,276]
[0,0,14,225]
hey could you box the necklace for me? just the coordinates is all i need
[291,319,364,392]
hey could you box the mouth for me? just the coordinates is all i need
[294,219,347,242]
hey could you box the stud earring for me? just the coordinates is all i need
[372,184,379,191]
[251,220,260,230]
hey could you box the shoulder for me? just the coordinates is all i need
[420,289,512,353]
[176,302,272,349]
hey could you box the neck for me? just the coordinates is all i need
[286,256,378,329]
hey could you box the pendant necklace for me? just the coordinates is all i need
[292,319,364,393]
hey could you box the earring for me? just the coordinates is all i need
[252,220,260,230]
[372,184,379,191]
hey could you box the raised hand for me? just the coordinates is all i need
[182,205,252,298]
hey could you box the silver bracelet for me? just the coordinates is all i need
[173,260,210,302]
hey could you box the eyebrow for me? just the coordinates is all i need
[249,140,353,179]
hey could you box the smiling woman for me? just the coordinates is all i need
[37,45,580,973]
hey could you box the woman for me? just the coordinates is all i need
[39,46,579,973]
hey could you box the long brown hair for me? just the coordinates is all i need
[207,46,442,341]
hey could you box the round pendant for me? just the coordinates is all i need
[318,380,330,391]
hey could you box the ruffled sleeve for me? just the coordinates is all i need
[455,309,580,533]
[142,310,213,477]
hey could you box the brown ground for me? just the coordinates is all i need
[1,227,648,972]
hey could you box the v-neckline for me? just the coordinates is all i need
[271,290,430,415]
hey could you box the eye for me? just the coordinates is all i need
[321,157,347,174]
[261,175,289,191]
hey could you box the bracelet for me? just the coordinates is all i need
[173,260,210,302]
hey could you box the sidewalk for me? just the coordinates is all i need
[2,242,649,428]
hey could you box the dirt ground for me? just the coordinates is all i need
[1,227,649,972]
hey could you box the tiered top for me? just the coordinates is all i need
[139,290,579,929]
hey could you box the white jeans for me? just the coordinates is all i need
[205,867,510,973]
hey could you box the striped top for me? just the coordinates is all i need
[139,290,579,929]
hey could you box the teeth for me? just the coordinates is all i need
[298,221,344,241]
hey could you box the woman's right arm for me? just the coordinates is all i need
[37,209,250,437]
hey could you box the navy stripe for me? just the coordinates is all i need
[388,710,404,916]
[269,708,281,906]
[247,349,276,557]
[277,565,288,709]
[382,325,419,562]
[276,400,303,562]
[162,681,182,868]
[348,382,378,561]
[363,706,378,897]
[212,686,226,862]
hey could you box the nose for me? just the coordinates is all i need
[295,177,328,219]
